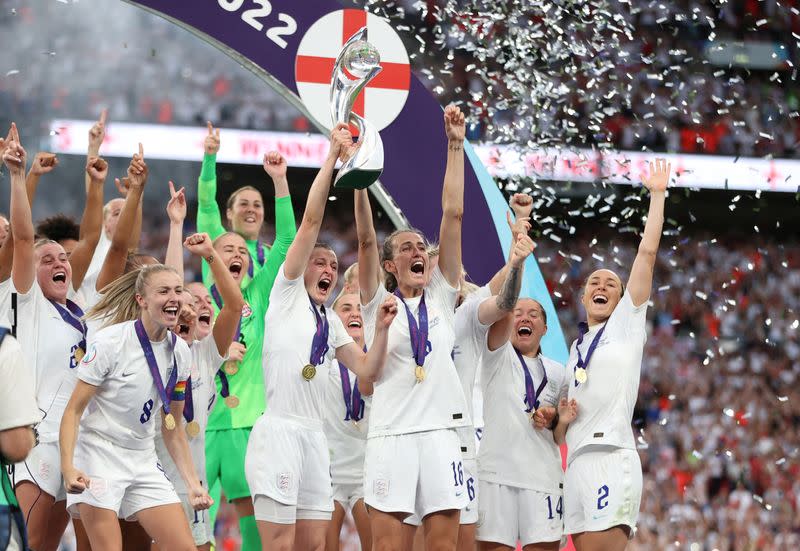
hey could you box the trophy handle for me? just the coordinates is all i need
[334,113,384,190]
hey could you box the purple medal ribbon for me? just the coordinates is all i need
[515,349,548,412]
[573,321,606,387]
[308,295,330,366]
[210,284,223,310]
[247,241,266,278]
[183,375,195,423]
[49,298,87,351]
[134,319,178,416]
[337,361,363,422]
[216,369,231,398]
[393,289,431,369]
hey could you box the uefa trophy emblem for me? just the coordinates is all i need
[330,27,385,189]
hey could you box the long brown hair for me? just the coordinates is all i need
[380,228,428,292]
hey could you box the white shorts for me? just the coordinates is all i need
[564,446,642,536]
[178,493,214,546]
[245,413,333,513]
[66,432,181,521]
[477,480,562,546]
[13,441,66,502]
[404,456,478,526]
[365,429,468,520]
[333,481,364,512]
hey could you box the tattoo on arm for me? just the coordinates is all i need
[496,266,522,311]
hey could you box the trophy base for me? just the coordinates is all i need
[334,168,383,190]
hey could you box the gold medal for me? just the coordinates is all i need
[302,364,317,381]
[529,409,537,421]
[164,413,176,430]
[352,420,360,430]
[224,361,239,376]
[575,367,588,384]
[225,395,240,409]
[415,365,426,383]
[186,420,201,438]
[73,347,85,363]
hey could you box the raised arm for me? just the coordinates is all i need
[283,125,350,280]
[246,151,297,306]
[185,233,244,356]
[69,156,108,289]
[487,193,534,294]
[335,294,397,383]
[6,124,34,294]
[355,189,380,303]
[197,122,225,238]
[85,109,106,193]
[96,144,147,290]
[437,105,466,287]
[627,159,670,307]
[0,147,55,282]
[479,233,535,327]
[165,181,187,279]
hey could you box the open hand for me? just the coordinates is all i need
[642,158,670,193]
[558,397,578,424]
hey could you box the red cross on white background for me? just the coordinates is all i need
[294,9,411,132]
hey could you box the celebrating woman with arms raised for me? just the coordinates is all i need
[563,159,671,551]
[355,105,470,551]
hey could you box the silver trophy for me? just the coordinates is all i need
[330,27,384,189]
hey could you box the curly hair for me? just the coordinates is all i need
[35,214,79,244]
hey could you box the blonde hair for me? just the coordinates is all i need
[343,263,358,285]
[85,265,179,327]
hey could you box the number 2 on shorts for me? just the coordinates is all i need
[597,485,610,510]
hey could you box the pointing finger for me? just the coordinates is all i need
[99,108,107,126]
[138,142,144,158]
[207,121,213,136]
[169,180,176,197]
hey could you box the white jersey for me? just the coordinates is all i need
[566,292,647,463]
[0,330,43,432]
[324,358,371,483]
[263,264,353,422]
[362,266,469,437]
[479,342,568,493]
[453,285,492,458]
[15,281,85,443]
[156,335,224,493]
[77,321,192,450]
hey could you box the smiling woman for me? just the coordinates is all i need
[4,125,92,551]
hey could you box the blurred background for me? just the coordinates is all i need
[1,0,799,550]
